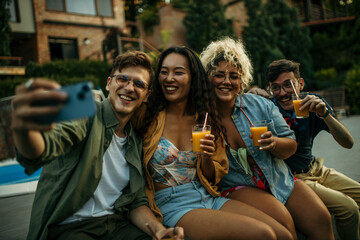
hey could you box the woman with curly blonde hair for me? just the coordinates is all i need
[201,37,334,240]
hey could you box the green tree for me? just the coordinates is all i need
[310,1,360,75]
[124,0,160,21]
[183,0,234,53]
[243,0,313,88]
[0,0,11,56]
[138,6,159,34]
[345,64,360,114]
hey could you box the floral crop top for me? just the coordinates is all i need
[149,137,198,186]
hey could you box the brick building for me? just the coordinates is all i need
[7,0,353,65]
[8,0,126,65]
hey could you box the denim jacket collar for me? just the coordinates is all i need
[234,94,248,110]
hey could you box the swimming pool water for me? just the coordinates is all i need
[0,164,42,186]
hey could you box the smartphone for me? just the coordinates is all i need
[34,82,96,124]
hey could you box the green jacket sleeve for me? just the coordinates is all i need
[16,118,90,175]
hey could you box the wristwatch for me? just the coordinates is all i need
[317,108,330,119]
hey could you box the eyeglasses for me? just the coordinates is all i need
[269,79,299,95]
[110,74,149,91]
[213,72,241,83]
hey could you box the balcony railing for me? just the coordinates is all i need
[0,56,25,76]
[292,1,354,25]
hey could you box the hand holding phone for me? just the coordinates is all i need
[34,82,96,124]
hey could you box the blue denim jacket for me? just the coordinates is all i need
[218,93,296,204]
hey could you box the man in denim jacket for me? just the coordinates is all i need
[11,51,184,240]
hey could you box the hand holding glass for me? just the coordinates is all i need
[192,124,211,152]
[292,92,309,118]
[250,120,268,147]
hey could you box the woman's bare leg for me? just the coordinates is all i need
[177,199,293,240]
[227,187,297,240]
[285,181,334,240]
[221,199,293,240]
[177,208,276,240]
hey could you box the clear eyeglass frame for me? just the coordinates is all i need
[110,74,148,91]
[269,78,299,95]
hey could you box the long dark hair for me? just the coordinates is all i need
[139,46,224,142]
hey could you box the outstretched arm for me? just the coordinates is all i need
[11,78,67,159]
[301,95,354,149]
[322,114,353,148]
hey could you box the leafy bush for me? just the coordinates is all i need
[26,59,111,93]
[345,64,360,114]
[138,7,159,34]
[0,75,102,99]
[243,0,313,88]
[0,77,27,98]
[0,0,11,56]
[172,0,190,10]
[310,1,360,89]
[0,60,111,99]
[184,0,234,53]
[314,68,340,89]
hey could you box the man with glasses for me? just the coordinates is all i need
[11,51,184,240]
[251,59,359,240]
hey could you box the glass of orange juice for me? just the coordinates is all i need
[292,92,309,118]
[250,120,268,147]
[192,124,211,152]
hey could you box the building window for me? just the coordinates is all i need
[7,0,20,22]
[66,0,96,15]
[97,0,113,17]
[46,0,113,17]
[49,38,79,60]
[46,0,64,11]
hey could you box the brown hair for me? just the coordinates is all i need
[265,59,300,83]
[111,51,154,87]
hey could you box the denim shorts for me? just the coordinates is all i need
[154,181,229,227]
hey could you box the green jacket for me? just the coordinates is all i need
[16,99,148,240]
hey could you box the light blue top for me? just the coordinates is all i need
[218,93,296,204]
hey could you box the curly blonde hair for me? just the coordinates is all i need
[200,37,253,94]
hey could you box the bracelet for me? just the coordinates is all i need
[317,108,330,119]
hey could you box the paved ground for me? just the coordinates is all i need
[0,115,359,240]
[0,193,33,240]
[313,115,360,182]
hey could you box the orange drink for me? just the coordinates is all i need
[192,124,211,152]
[292,92,309,118]
[250,120,268,147]
[293,100,309,118]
